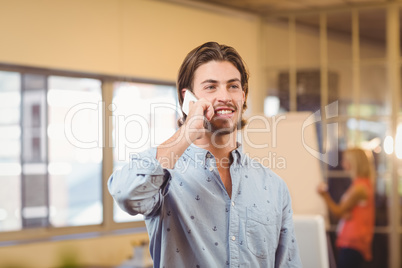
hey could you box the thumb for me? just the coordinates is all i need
[204,103,214,121]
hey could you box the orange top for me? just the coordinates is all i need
[336,177,375,261]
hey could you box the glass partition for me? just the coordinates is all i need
[327,12,353,116]
[359,9,386,60]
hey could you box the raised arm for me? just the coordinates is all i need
[156,97,214,169]
[317,182,368,219]
[108,98,214,216]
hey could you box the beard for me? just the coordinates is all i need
[208,118,238,135]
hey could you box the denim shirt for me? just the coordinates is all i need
[108,144,302,268]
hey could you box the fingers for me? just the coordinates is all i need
[204,101,215,121]
[188,100,195,111]
[188,98,214,121]
[184,99,214,142]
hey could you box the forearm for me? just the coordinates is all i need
[156,97,215,169]
[156,125,197,169]
[321,192,343,218]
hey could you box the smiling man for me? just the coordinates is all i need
[108,42,302,268]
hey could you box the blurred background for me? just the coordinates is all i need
[0,0,401,267]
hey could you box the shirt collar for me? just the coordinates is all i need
[185,142,247,167]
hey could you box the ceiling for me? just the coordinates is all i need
[160,0,392,43]
[161,0,389,16]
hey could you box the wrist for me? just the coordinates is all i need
[182,122,203,143]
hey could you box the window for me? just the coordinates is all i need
[0,71,22,232]
[111,81,178,222]
[0,71,104,231]
[0,69,178,235]
[21,74,48,228]
[48,76,103,227]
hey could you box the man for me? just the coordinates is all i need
[108,42,301,267]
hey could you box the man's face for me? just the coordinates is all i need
[191,60,245,135]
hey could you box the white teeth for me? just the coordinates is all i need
[216,110,233,115]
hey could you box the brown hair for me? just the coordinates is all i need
[176,41,249,127]
[343,147,376,182]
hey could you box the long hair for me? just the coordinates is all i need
[176,41,249,128]
[343,147,376,183]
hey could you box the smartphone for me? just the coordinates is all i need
[182,90,198,115]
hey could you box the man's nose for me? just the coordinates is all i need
[216,87,231,102]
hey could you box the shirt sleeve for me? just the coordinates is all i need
[275,180,303,268]
[107,147,171,217]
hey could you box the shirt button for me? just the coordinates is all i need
[206,152,211,158]
[231,201,235,207]
[209,166,214,171]
[231,236,236,241]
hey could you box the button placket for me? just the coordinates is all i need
[206,154,217,172]
[228,203,239,267]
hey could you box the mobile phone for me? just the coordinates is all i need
[182,90,198,115]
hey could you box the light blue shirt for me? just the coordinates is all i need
[108,144,302,268]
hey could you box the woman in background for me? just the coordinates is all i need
[317,147,375,268]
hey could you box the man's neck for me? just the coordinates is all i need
[193,130,238,164]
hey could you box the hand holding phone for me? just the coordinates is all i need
[182,90,198,115]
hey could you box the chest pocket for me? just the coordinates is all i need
[246,207,279,259]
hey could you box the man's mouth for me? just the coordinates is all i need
[213,107,237,121]
[216,109,234,115]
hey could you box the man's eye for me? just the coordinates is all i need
[206,85,216,90]
[230,84,240,89]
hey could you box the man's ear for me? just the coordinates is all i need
[181,88,187,100]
